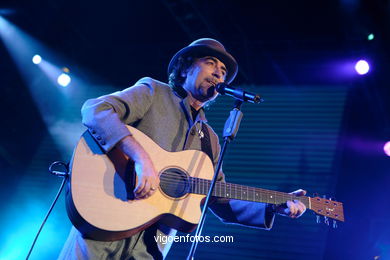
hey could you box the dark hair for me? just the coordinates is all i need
[168,56,195,98]
[168,55,217,108]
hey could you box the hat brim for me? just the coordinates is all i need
[168,45,238,84]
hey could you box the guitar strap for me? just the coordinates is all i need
[188,104,214,162]
[200,123,214,163]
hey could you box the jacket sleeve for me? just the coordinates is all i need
[209,195,275,230]
[81,77,156,152]
[207,126,275,230]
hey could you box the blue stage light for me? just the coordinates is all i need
[32,54,42,64]
[57,73,71,87]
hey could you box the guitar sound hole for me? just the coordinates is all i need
[159,168,190,198]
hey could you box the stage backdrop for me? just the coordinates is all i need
[0,83,347,260]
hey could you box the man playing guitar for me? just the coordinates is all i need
[59,38,307,259]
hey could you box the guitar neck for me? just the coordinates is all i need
[189,177,311,209]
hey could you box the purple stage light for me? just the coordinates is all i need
[384,141,390,157]
[355,60,370,75]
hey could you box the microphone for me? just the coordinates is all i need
[215,83,263,104]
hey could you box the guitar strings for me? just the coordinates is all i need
[157,172,339,208]
[158,176,308,204]
[157,178,342,216]
[125,172,340,216]
[159,175,302,199]
[149,178,341,217]
[159,175,299,197]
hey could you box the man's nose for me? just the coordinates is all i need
[212,68,223,81]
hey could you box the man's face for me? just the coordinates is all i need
[182,56,227,103]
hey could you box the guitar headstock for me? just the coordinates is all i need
[310,196,345,225]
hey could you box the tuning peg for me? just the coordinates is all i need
[333,220,338,228]
[324,216,329,225]
[313,192,319,197]
[316,215,321,224]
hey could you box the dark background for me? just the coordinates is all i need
[0,0,389,259]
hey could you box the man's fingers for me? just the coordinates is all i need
[134,179,146,194]
[154,178,160,191]
[138,180,152,198]
[291,189,307,196]
[135,177,160,199]
[286,200,308,218]
[276,193,307,218]
[287,201,297,217]
[295,201,306,217]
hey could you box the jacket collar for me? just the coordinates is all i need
[180,95,208,125]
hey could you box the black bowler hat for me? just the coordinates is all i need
[168,38,238,84]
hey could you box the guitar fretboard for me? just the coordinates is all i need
[189,177,310,208]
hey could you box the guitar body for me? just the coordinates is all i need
[67,126,345,241]
[66,126,214,241]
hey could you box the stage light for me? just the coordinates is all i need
[57,73,71,87]
[384,142,390,157]
[368,34,374,41]
[32,54,41,64]
[355,60,370,75]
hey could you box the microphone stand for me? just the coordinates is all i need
[26,161,69,259]
[187,99,244,260]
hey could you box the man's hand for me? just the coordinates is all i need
[133,155,159,199]
[274,189,307,218]
[117,135,160,199]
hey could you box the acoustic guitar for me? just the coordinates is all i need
[66,126,345,241]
